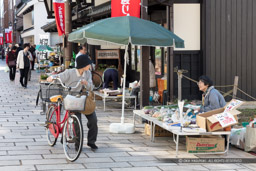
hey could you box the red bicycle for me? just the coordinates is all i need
[45,77,84,162]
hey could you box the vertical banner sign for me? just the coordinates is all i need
[111,0,141,18]
[8,26,13,43]
[53,0,65,36]
[0,33,3,45]
[5,29,9,44]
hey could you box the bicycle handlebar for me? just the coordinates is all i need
[49,76,81,91]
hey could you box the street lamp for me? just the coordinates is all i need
[40,0,55,19]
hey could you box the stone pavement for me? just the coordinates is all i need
[0,60,255,171]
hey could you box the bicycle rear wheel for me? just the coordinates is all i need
[46,105,58,146]
[63,114,84,162]
[92,71,102,90]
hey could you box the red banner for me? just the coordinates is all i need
[53,0,65,36]
[5,29,9,44]
[8,26,12,43]
[111,0,141,18]
[0,33,3,45]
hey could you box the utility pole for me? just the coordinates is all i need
[140,0,150,108]
[64,0,72,69]
[11,0,15,45]
[4,0,9,46]
[167,4,174,102]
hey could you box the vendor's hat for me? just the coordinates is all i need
[76,54,93,69]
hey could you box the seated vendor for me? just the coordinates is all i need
[198,75,226,113]
[102,67,119,90]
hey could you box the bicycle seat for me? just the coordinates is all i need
[50,95,63,103]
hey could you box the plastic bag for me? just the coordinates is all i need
[245,126,256,152]
[15,71,20,85]
[35,63,38,69]
[153,91,160,102]
[4,66,9,72]
[64,95,86,111]
[230,128,246,149]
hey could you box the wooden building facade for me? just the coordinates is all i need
[42,0,256,104]
[140,0,256,101]
[202,0,256,101]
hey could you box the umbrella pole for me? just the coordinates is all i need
[109,45,134,134]
[121,46,128,124]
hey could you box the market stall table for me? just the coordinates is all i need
[153,119,231,156]
[133,110,158,141]
[133,110,231,157]
[94,91,137,111]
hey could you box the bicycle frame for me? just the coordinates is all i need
[48,102,70,138]
[47,77,82,139]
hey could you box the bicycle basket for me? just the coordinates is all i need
[39,83,63,102]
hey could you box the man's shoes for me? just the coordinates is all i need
[87,143,98,150]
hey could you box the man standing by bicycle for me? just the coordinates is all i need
[47,54,98,150]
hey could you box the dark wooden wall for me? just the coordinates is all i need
[174,51,203,100]
[202,0,256,101]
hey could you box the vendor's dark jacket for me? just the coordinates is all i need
[200,86,226,113]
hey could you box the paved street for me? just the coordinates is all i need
[0,60,255,171]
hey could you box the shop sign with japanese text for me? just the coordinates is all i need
[5,29,9,44]
[111,0,141,18]
[0,33,3,45]
[53,0,65,36]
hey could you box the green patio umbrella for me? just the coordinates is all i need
[69,16,184,48]
[35,45,53,52]
[68,16,184,133]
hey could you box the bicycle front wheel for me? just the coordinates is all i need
[46,105,58,146]
[63,114,84,162]
[92,71,102,90]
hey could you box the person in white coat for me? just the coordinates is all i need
[16,43,33,88]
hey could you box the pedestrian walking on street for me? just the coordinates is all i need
[29,44,36,70]
[1,47,5,60]
[5,44,12,58]
[6,46,17,81]
[16,43,33,88]
[15,43,23,56]
[47,54,98,150]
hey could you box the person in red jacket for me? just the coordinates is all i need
[6,46,17,81]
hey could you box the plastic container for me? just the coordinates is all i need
[242,122,249,127]
[149,96,153,102]
[224,126,232,131]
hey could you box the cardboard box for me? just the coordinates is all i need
[196,99,244,132]
[145,123,172,137]
[186,136,225,153]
